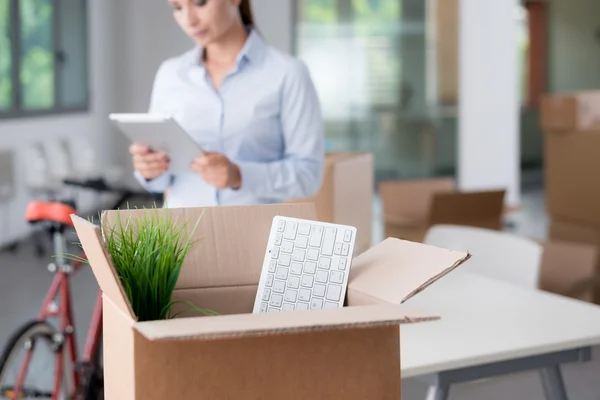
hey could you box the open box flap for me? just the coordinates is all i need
[71,215,137,321]
[348,238,471,304]
[133,304,435,342]
[379,178,455,223]
[101,203,317,290]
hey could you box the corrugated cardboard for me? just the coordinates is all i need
[71,203,471,399]
[544,128,600,223]
[540,91,600,131]
[289,153,374,254]
[539,240,598,302]
[379,178,505,243]
[548,218,600,303]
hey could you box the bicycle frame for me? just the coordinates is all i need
[12,228,102,400]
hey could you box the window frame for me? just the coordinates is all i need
[0,0,90,120]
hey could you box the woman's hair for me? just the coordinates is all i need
[239,0,255,27]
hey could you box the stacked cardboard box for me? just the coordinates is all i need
[289,153,374,255]
[72,203,471,399]
[541,90,600,302]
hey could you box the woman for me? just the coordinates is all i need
[129,0,324,208]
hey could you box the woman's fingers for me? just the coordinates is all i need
[129,143,150,155]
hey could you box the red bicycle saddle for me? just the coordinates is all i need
[25,201,77,227]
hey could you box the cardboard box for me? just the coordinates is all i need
[72,203,470,399]
[539,239,598,302]
[540,91,600,132]
[379,178,505,242]
[544,129,600,223]
[289,153,374,254]
[548,218,600,302]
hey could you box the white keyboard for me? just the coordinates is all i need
[253,216,357,313]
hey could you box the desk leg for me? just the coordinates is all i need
[539,366,568,400]
[425,384,449,400]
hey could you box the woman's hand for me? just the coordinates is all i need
[190,152,241,190]
[129,143,170,180]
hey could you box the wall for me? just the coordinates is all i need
[458,0,521,207]
[548,0,600,93]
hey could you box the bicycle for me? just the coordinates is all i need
[0,200,103,400]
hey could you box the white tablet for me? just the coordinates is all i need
[109,113,205,173]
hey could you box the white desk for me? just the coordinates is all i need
[401,271,600,400]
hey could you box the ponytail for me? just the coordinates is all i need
[239,0,255,27]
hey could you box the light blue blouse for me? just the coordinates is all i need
[133,29,325,208]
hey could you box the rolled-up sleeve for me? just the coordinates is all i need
[236,60,325,200]
[132,60,175,193]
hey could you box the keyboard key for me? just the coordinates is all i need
[284,289,298,302]
[287,276,300,289]
[262,288,271,301]
[278,254,291,266]
[338,258,347,270]
[314,284,326,297]
[277,219,286,232]
[326,285,342,302]
[266,274,274,287]
[296,302,309,311]
[310,298,324,310]
[271,246,280,259]
[330,271,344,284]
[282,303,295,312]
[290,262,303,275]
[274,233,283,246]
[275,268,289,280]
[268,260,277,273]
[316,270,328,284]
[268,307,280,313]
[292,249,305,262]
[304,261,317,274]
[309,225,324,247]
[270,294,283,307]
[281,241,294,254]
[322,227,336,256]
[284,221,298,240]
[334,243,342,255]
[301,275,314,288]
[318,257,331,270]
[307,249,319,261]
[344,229,352,242]
[342,243,350,256]
[299,288,311,302]
[273,280,286,294]
[325,302,339,309]
[260,302,268,312]
[295,236,308,249]
[298,223,311,236]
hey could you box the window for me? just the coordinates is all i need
[0,0,89,118]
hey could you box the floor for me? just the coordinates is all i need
[1,186,599,400]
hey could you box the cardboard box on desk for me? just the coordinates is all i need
[379,178,505,243]
[544,128,600,223]
[288,153,374,254]
[71,203,470,400]
[540,91,600,132]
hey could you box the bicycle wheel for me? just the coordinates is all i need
[0,321,70,400]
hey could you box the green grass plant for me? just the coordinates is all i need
[68,206,219,321]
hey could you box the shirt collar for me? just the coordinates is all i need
[185,27,265,68]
